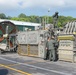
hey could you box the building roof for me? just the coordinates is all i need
[0,19,41,26]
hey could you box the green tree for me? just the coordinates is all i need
[18,13,26,18]
[11,17,20,21]
[29,15,37,23]
[7,16,12,19]
[0,13,6,19]
[8,13,76,28]
[58,22,62,27]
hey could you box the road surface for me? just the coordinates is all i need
[0,53,76,75]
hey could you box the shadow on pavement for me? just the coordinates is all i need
[0,69,8,75]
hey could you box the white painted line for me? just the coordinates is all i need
[0,57,72,75]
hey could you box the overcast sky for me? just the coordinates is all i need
[0,0,76,17]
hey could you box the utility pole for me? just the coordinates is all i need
[47,9,50,24]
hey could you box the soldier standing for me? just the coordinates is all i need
[44,37,50,60]
[48,36,57,61]
[52,12,59,28]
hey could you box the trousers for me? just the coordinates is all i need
[44,50,49,60]
[49,49,56,61]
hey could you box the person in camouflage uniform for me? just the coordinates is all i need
[44,37,50,60]
[47,36,57,61]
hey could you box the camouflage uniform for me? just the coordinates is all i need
[47,38,57,61]
[44,40,49,60]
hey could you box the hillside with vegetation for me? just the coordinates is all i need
[0,13,76,27]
